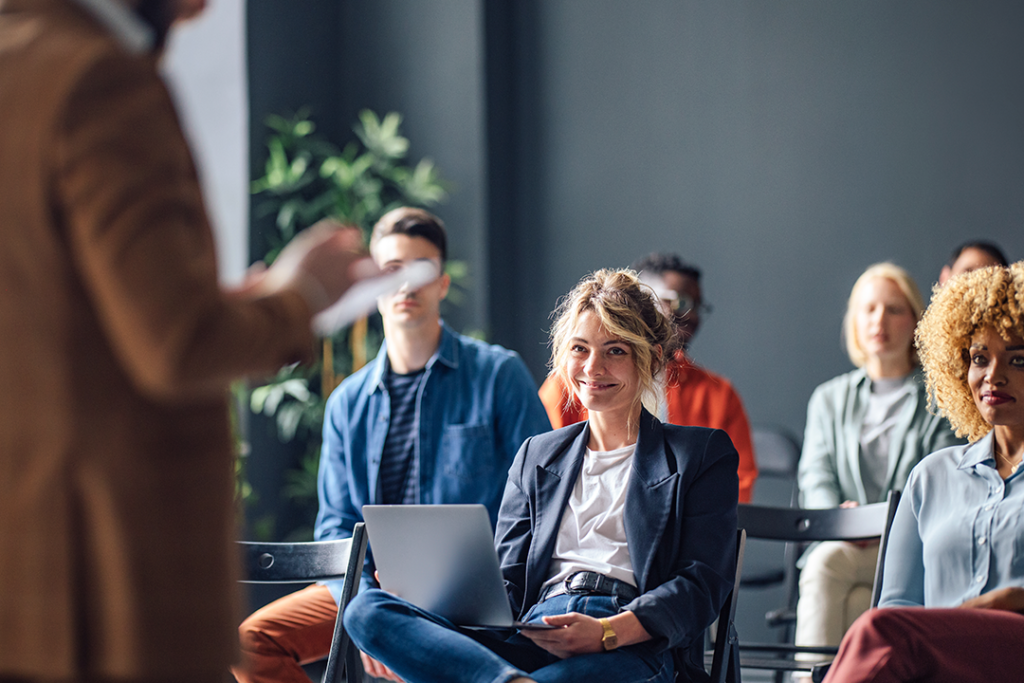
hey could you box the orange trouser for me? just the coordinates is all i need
[232,584,338,683]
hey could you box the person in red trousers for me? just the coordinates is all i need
[823,262,1024,683]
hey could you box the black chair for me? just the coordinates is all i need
[710,491,901,683]
[707,529,747,683]
[736,427,801,651]
[238,523,369,683]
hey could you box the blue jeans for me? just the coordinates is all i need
[344,589,674,683]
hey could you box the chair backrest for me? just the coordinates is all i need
[741,426,800,588]
[716,492,902,682]
[751,427,801,480]
[738,494,895,545]
[240,538,357,583]
[238,523,368,683]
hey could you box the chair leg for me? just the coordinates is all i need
[726,624,741,683]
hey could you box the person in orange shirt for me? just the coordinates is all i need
[539,253,758,502]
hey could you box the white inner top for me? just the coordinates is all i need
[543,443,637,589]
[859,374,914,503]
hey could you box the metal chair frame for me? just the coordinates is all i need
[706,491,901,683]
[238,522,369,683]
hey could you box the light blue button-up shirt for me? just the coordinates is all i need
[315,322,551,600]
[879,432,1024,608]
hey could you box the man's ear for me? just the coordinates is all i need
[438,272,452,300]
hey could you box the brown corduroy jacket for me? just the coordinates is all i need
[0,0,314,678]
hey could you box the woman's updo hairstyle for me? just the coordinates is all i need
[548,268,679,418]
[916,262,1024,441]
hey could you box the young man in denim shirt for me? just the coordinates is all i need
[233,208,551,683]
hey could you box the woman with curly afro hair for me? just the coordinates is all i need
[823,262,1024,683]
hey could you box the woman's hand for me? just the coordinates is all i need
[519,613,603,658]
[959,586,1024,613]
[520,610,652,659]
[360,651,404,682]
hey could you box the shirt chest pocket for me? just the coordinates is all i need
[441,423,497,479]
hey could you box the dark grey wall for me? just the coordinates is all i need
[497,1,1023,441]
[249,0,1023,450]
[337,0,487,334]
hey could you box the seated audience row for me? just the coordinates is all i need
[794,242,1007,663]
[235,206,1012,683]
[823,261,1024,683]
[234,210,754,682]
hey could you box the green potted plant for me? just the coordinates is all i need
[246,109,451,539]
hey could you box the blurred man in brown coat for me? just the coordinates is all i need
[0,1,372,681]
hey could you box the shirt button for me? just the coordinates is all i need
[977,576,985,583]
[979,537,987,545]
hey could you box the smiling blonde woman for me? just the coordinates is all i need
[342,269,740,683]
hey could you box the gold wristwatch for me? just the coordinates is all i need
[599,617,619,651]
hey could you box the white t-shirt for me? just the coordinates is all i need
[859,374,914,503]
[543,443,637,589]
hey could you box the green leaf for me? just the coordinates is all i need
[401,158,448,204]
[356,109,410,159]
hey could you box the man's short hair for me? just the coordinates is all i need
[370,207,447,264]
[629,252,701,282]
[946,240,1008,269]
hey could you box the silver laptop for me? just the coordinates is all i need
[361,504,554,630]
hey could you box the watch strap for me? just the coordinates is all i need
[599,617,619,651]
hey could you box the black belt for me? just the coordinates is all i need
[539,571,638,603]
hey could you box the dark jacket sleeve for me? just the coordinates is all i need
[627,428,739,652]
[494,436,536,616]
[58,49,313,402]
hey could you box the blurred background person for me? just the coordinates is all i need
[0,2,374,683]
[793,262,962,668]
[539,253,757,502]
[938,239,1008,285]
[823,261,1024,683]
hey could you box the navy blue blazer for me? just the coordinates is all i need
[495,409,739,681]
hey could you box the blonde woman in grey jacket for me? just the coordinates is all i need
[794,263,963,666]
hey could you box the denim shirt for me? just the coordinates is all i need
[879,432,1024,608]
[315,322,551,600]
